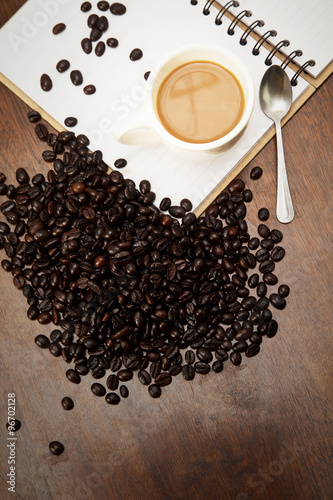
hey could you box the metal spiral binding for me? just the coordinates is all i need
[227,10,252,35]
[290,60,316,86]
[239,19,264,45]
[215,1,239,25]
[252,30,277,55]
[203,0,215,15]
[281,50,303,69]
[264,40,290,65]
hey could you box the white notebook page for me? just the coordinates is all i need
[0,0,308,210]
[224,0,333,78]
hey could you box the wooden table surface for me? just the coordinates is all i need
[0,2,332,500]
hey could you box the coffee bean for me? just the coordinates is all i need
[245,344,260,357]
[49,441,64,455]
[65,117,78,128]
[6,419,21,432]
[259,260,275,274]
[40,74,52,91]
[154,373,172,386]
[27,111,41,123]
[52,23,66,35]
[270,229,283,243]
[66,369,81,384]
[129,48,143,61]
[194,362,210,374]
[114,158,127,169]
[34,334,50,349]
[35,123,48,140]
[148,384,161,398]
[250,166,263,180]
[230,352,242,366]
[248,273,259,288]
[61,397,74,410]
[107,37,119,48]
[95,41,106,57]
[97,16,109,31]
[90,27,103,41]
[169,205,185,218]
[138,370,151,385]
[81,2,92,12]
[255,248,269,263]
[258,224,270,238]
[144,71,151,80]
[263,273,278,285]
[248,237,259,250]
[271,246,285,262]
[105,392,120,405]
[261,238,274,250]
[87,14,99,28]
[83,84,96,95]
[110,3,126,15]
[49,342,62,357]
[258,208,269,221]
[257,282,267,297]
[118,369,133,381]
[212,360,224,373]
[278,284,290,297]
[98,1,109,10]
[70,70,83,86]
[269,293,286,310]
[120,385,129,398]
[180,198,193,212]
[197,347,212,363]
[267,319,278,338]
[81,38,92,54]
[91,383,106,397]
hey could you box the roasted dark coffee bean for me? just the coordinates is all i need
[75,364,89,375]
[120,385,129,398]
[104,39,118,51]
[27,111,41,123]
[52,23,66,35]
[148,384,161,398]
[87,14,98,28]
[212,360,224,373]
[83,84,96,95]
[169,205,185,218]
[97,16,109,31]
[144,71,151,80]
[95,41,106,57]
[81,2,92,12]
[35,123,48,140]
[90,27,103,41]
[255,248,269,262]
[278,284,290,297]
[106,374,119,391]
[185,350,195,365]
[49,441,64,455]
[250,166,263,180]
[267,319,278,338]
[56,59,70,73]
[271,246,285,262]
[105,392,120,405]
[6,419,21,432]
[154,373,172,386]
[248,237,259,250]
[66,369,81,384]
[98,1,109,10]
[118,369,133,382]
[261,238,274,250]
[159,197,171,211]
[81,38,92,54]
[182,364,195,380]
[269,293,286,310]
[138,370,151,386]
[65,117,78,128]
[258,208,269,221]
[259,260,275,274]
[180,198,193,212]
[270,229,283,243]
[110,3,126,15]
[91,383,106,397]
[114,158,127,169]
[61,397,74,410]
[129,48,143,61]
[230,352,242,366]
[0,222,10,234]
[257,281,267,297]
[263,273,278,285]
[245,344,260,358]
[34,334,50,349]
[16,167,29,185]
[70,70,83,86]
[49,342,62,357]
[194,362,210,374]
[248,273,259,288]
[258,224,270,238]
[197,347,212,363]
[40,74,52,91]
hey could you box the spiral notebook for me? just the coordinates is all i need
[0,0,332,213]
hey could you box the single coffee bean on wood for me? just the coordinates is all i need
[250,166,263,180]
[61,397,74,410]
[49,441,64,455]
[258,208,269,221]
[27,111,41,123]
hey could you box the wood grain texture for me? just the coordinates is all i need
[0,2,333,500]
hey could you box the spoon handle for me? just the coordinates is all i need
[275,119,294,223]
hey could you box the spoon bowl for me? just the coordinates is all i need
[259,65,294,223]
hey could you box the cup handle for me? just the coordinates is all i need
[112,112,161,145]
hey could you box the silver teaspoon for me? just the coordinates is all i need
[259,65,294,223]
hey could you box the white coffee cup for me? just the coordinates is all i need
[112,44,255,158]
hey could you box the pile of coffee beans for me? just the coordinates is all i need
[0,113,289,407]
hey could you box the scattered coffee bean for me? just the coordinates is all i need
[81,38,92,54]
[35,334,50,349]
[83,84,96,95]
[16,168,30,184]
[91,383,106,397]
[49,441,64,455]
[138,370,151,385]
[120,385,129,398]
[81,2,92,11]
[245,344,260,357]
[278,284,290,297]
[56,59,70,73]
[180,198,193,212]
[114,158,127,169]
[144,71,151,80]
[97,16,109,31]
[110,3,126,15]
[6,419,21,432]
[98,1,109,10]
[269,293,286,310]
[49,342,62,357]
[258,224,270,238]
[64,117,78,128]
[90,27,103,41]
[271,229,283,243]
[107,37,119,48]
[70,70,83,86]
[95,41,106,57]
[250,166,263,180]
[105,392,120,405]
[230,352,242,366]
[66,369,81,384]
[88,14,99,28]
[27,111,41,123]
[148,384,161,398]
[263,273,278,285]
[258,208,269,221]
[271,246,285,262]
[129,48,143,61]
[40,74,52,92]
[52,23,66,35]
[61,397,74,410]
